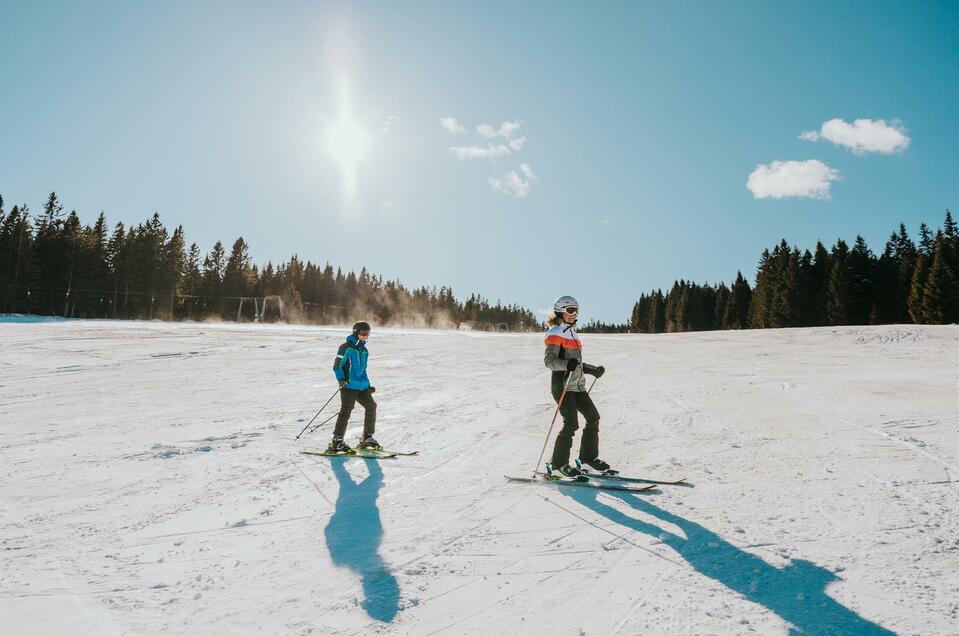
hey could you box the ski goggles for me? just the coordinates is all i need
[356,329,370,337]
[562,306,579,316]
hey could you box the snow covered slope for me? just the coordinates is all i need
[2,321,957,635]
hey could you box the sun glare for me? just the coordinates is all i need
[326,83,369,198]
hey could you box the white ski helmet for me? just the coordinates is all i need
[552,295,579,316]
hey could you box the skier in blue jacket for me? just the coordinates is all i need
[327,321,380,454]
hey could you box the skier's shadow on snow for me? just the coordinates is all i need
[562,489,894,635]
[325,458,400,623]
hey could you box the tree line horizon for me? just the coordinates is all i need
[580,209,958,333]
[1,192,956,332]
[0,192,538,330]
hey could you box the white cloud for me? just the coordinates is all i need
[746,159,840,200]
[489,163,537,197]
[799,118,910,155]
[478,121,521,139]
[440,117,467,135]
[449,144,512,160]
[444,118,536,196]
[382,115,398,134]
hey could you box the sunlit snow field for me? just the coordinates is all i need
[1,319,957,635]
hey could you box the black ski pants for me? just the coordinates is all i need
[550,389,600,468]
[333,388,377,439]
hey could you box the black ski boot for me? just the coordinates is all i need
[578,457,618,475]
[555,463,584,478]
[357,435,382,451]
[326,437,354,455]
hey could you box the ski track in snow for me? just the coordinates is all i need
[1,320,958,634]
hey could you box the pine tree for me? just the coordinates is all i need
[713,283,730,330]
[223,237,252,299]
[105,223,127,317]
[921,238,958,324]
[630,295,649,332]
[664,280,684,332]
[824,240,849,325]
[942,210,959,279]
[944,209,958,240]
[918,223,935,256]
[723,272,752,329]
[807,241,831,326]
[163,226,187,319]
[61,211,83,316]
[33,193,68,313]
[0,205,39,312]
[873,235,900,324]
[203,242,226,286]
[134,213,168,319]
[38,192,64,229]
[184,243,202,295]
[0,197,8,284]
[907,252,929,323]
[768,242,801,327]
[88,212,110,306]
[749,249,772,328]
[202,240,226,318]
[845,235,875,324]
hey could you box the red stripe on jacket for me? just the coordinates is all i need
[545,334,582,349]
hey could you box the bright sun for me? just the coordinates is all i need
[326,85,369,198]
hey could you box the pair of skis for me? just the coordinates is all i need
[505,464,687,493]
[301,448,418,460]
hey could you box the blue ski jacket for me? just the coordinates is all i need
[333,334,371,390]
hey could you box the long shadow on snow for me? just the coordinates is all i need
[325,457,401,623]
[561,488,893,635]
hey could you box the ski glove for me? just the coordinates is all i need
[566,359,579,371]
[582,363,605,378]
[338,380,348,389]
[369,386,376,394]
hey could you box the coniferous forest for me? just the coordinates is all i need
[581,210,958,333]
[0,192,539,330]
[3,193,956,333]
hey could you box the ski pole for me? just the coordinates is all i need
[533,371,573,476]
[295,385,342,440]
[304,411,339,437]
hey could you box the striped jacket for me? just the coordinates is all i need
[333,335,371,390]
[544,323,586,393]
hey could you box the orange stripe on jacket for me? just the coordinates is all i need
[544,334,582,349]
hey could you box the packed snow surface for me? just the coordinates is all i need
[1,320,957,635]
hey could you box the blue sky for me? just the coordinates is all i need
[1,1,957,322]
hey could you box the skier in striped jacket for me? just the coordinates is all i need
[544,295,611,477]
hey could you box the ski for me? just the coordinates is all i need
[578,470,688,486]
[574,460,687,485]
[362,448,419,456]
[302,450,398,459]
[507,474,658,493]
[535,471,668,490]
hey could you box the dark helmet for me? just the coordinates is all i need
[352,320,371,335]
